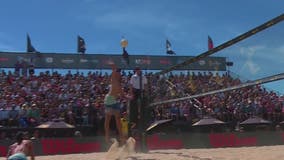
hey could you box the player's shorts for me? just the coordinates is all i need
[8,153,27,160]
[105,103,121,114]
[104,94,120,114]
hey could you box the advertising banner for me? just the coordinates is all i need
[0,52,226,71]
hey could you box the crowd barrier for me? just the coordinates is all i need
[1,131,284,157]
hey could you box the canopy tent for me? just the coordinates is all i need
[192,117,225,126]
[240,116,272,125]
[36,119,75,129]
[146,119,173,132]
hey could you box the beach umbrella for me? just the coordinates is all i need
[192,116,225,126]
[280,121,284,124]
[146,119,173,132]
[36,119,75,129]
[240,116,272,125]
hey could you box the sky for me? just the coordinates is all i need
[0,0,283,92]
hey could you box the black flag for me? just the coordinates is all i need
[122,47,129,65]
[77,35,86,54]
[27,34,37,53]
[166,39,176,55]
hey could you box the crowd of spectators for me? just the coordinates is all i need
[0,70,111,129]
[151,71,284,129]
[0,69,283,136]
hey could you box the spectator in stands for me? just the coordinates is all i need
[1,106,9,126]
[28,59,35,76]
[82,106,89,126]
[8,105,18,127]
[26,104,40,127]
[0,68,283,134]
[14,61,21,76]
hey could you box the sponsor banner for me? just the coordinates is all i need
[0,131,284,157]
[0,52,226,71]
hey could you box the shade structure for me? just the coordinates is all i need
[240,116,272,125]
[36,120,75,129]
[146,119,173,132]
[280,121,284,124]
[192,117,225,126]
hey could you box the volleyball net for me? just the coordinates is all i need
[145,14,284,127]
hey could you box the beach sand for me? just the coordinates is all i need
[3,145,283,160]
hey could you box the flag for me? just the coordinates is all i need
[77,35,86,54]
[122,47,129,65]
[208,36,214,50]
[166,39,176,55]
[27,34,37,53]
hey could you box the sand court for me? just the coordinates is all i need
[3,145,282,160]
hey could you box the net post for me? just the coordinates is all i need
[138,71,149,153]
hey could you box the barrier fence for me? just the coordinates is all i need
[1,131,284,157]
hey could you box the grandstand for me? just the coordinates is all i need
[0,14,283,157]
